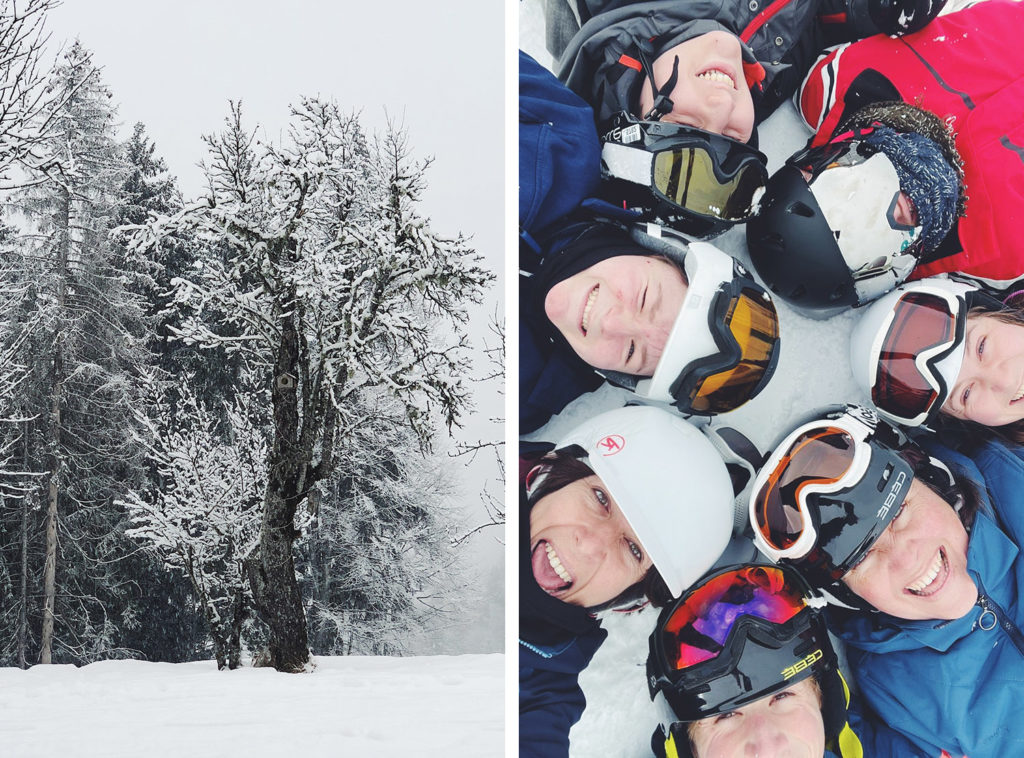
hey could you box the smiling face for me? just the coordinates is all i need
[842,479,976,621]
[687,677,825,758]
[529,474,654,608]
[543,255,687,376]
[637,31,755,143]
[942,312,1024,427]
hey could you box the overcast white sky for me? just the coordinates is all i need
[42,0,506,650]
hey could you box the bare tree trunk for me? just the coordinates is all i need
[17,428,29,669]
[40,185,69,665]
[246,312,310,672]
[40,382,59,664]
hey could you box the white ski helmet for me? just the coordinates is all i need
[608,224,781,416]
[550,405,734,597]
[849,278,978,426]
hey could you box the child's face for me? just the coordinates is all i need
[942,313,1024,427]
[687,677,825,758]
[544,255,687,376]
[636,31,755,143]
[529,475,654,607]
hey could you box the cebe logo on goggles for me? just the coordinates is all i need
[647,564,825,721]
[870,284,965,427]
[601,112,768,225]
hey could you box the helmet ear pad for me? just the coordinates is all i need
[746,166,855,313]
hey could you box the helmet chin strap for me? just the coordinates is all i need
[639,48,679,121]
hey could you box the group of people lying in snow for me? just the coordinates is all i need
[519,0,1024,756]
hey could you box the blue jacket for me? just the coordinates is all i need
[519,50,605,433]
[834,438,1024,757]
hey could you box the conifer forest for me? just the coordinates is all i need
[0,0,499,672]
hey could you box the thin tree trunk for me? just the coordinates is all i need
[40,185,70,665]
[17,427,29,669]
[40,382,60,664]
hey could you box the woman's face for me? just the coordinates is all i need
[529,474,653,607]
[942,313,1024,427]
[637,31,755,143]
[843,479,976,620]
[688,677,825,758]
[543,255,687,376]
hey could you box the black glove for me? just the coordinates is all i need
[868,0,946,34]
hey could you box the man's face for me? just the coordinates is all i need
[842,479,976,621]
[637,31,755,143]
[942,313,1024,427]
[543,255,687,376]
[688,677,825,758]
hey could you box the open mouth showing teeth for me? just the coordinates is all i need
[1012,381,1024,403]
[697,68,735,89]
[906,548,947,596]
[581,285,598,336]
[531,540,573,595]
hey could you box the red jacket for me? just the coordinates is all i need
[798,0,1024,282]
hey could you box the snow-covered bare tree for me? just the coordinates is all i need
[126,100,493,671]
[122,379,265,669]
[0,0,69,185]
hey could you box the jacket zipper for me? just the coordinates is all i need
[975,593,1024,655]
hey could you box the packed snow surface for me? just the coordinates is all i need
[0,655,503,757]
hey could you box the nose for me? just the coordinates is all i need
[601,302,639,337]
[573,519,617,558]
[742,712,788,756]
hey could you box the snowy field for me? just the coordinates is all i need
[518,0,985,756]
[0,655,503,757]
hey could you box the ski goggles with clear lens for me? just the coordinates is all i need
[602,115,768,223]
[671,278,780,415]
[749,415,873,563]
[647,565,815,712]
[872,287,964,426]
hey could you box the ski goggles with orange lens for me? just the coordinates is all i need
[647,564,825,719]
[672,278,780,415]
[749,409,914,580]
[871,287,964,427]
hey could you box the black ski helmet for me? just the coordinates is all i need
[647,563,852,758]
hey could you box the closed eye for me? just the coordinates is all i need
[626,340,635,365]
[770,690,795,704]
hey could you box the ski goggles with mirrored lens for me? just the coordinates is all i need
[786,129,879,179]
[602,115,768,223]
[671,278,780,415]
[872,288,964,427]
[647,565,821,719]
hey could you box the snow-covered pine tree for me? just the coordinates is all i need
[300,387,463,656]
[127,99,493,671]
[2,43,152,664]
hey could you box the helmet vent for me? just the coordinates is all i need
[787,201,816,218]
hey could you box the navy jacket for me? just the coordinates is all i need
[520,51,605,433]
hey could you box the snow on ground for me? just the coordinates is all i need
[0,654,503,758]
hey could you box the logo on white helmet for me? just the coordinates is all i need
[596,435,626,456]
